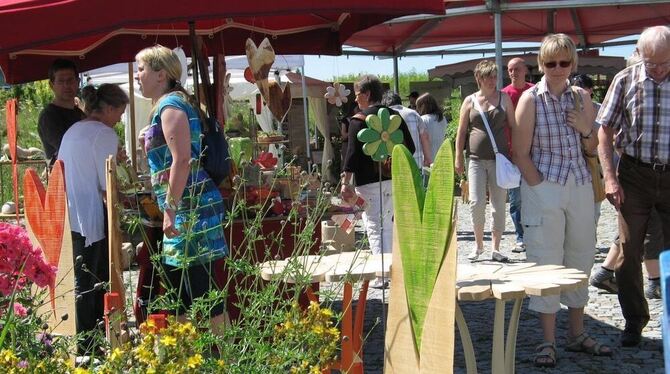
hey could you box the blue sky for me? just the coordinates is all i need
[303,39,638,81]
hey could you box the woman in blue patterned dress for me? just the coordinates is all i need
[136,45,227,329]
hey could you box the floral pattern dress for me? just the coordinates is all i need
[143,93,228,266]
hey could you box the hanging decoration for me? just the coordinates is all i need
[172,47,188,86]
[324,82,350,107]
[222,72,233,122]
[245,37,275,106]
[356,108,404,161]
[266,81,292,123]
[244,67,256,83]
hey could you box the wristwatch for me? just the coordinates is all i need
[163,197,180,211]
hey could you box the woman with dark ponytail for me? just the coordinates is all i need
[58,83,129,354]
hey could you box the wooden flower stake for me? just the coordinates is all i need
[105,157,129,347]
[6,99,19,223]
[385,142,457,373]
[23,160,76,336]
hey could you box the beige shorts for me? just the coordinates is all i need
[521,173,596,314]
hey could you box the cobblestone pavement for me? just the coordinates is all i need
[345,201,664,374]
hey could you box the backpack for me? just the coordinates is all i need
[353,113,393,178]
[200,116,231,186]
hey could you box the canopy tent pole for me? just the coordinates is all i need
[127,62,137,170]
[493,1,504,89]
[299,67,312,167]
[393,48,400,93]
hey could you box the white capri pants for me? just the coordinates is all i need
[356,180,394,254]
[468,159,507,233]
[521,173,596,314]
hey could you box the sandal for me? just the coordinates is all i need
[534,342,557,368]
[565,332,613,356]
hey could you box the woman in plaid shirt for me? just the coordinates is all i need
[513,34,611,367]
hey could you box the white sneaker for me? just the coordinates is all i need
[467,248,484,261]
[371,278,389,289]
[512,241,526,253]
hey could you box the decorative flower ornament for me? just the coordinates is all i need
[357,108,404,161]
[324,82,350,107]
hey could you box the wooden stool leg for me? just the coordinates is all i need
[340,282,354,372]
[306,285,319,304]
[504,298,523,374]
[492,299,506,374]
[350,280,369,374]
[455,303,477,374]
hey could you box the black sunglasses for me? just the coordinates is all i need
[544,60,571,69]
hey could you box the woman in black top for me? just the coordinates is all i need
[340,75,415,261]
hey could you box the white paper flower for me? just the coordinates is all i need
[324,82,350,107]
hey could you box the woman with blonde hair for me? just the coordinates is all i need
[513,34,611,367]
[455,60,515,262]
[135,45,228,329]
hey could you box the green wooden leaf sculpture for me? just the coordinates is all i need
[357,107,403,161]
[392,141,455,350]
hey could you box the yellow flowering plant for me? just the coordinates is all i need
[91,316,205,374]
[272,301,340,373]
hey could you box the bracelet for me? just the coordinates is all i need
[581,128,594,139]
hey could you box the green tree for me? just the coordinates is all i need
[331,69,429,100]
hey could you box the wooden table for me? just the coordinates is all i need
[260,251,391,374]
[261,255,586,374]
[456,262,588,374]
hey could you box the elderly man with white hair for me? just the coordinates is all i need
[597,25,670,347]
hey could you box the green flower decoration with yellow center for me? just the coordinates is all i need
[357,108,404,161]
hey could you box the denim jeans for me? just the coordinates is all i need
[508,187,524,242]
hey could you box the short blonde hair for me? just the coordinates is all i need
[538,33,578,73]
[474,60,497,80]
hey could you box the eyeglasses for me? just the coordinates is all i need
[643,60,670,69]
[543,60,571,69]
[54,77,79,86]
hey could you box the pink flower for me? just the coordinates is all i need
[12,302,27,317]
[0,223,55,293]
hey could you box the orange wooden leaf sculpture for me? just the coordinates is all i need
[6,99,19,222]
[23,160,67,312]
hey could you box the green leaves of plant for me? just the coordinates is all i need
[391,141,455,350]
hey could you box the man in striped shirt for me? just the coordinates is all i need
[597,25,670,347]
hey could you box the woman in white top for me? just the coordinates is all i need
[416,93,447,163]
[58,83,128,354]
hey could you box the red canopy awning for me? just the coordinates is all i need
[345,1,670,54]
[0,0,444,83]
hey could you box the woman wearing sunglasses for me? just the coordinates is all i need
[513,34,611,367]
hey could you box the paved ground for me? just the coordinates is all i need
[122,200,664,373]
[344,201,665,374]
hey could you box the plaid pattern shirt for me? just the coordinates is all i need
[529,78,591,186]
[597,62,670,164]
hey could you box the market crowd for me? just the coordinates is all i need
[35,24,669,368]
[338,25,670,369]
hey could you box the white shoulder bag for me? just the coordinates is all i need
[471,93,521,189]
